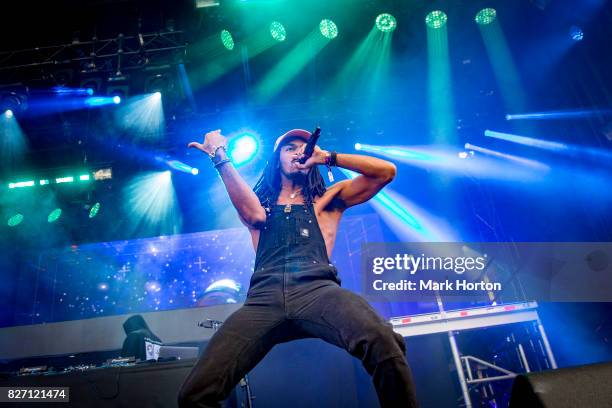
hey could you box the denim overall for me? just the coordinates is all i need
[178,203,419,408]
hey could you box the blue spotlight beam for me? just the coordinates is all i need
[122,171,182,236]
[86,96,122,107]
[485,129,612,163]
[178,64,197,112]
[484,130,567,151]
[356,143,549,181]
[165,159,199,175]
[51,86,95,96]
[115,93,165,140]
[24,93,121,116]
[339,168,456,241]
[464,143,549,172]
[477,18,527,116]
[506,109,612,121]
[1,109,29,171]
[427,15,456,144]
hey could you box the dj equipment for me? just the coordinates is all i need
[2,359,194,407]
[158,346,199,361]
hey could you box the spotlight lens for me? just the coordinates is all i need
[354,143,362,151]
[425,10,448,29]
[475,8,496,25]
[112,95,121,104]
[89,202,101,218]
[220,29,235,50]
[48,208,62,223]
[319,19,338,39]
[4,109,13,118]
[7,213,24,227]
[191,168,199,175]
[569,25,584,41]
[154,91,162,98]
[229,134,258,165]
[86,88,94,96]
[270,21,287,42]
[376,13,397,33]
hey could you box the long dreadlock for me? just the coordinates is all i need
[253,140,326,208]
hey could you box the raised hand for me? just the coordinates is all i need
[188,129,228,156]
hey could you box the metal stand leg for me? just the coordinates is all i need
[448,331,472,408]
[239,375,254,408]
[517,344,531,373]
[536,318,558,369]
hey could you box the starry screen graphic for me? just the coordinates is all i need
[9,214,384,327]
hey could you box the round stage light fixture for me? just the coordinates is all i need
[354,143,362,151]
[229,133,259,165]
[7,213,24,227]
[220,29,235,50]
[48,208,62,223]
[270,21,287,42]
[376,13,397,33]
[319,19,338,39]
[112,95,121,104]
[475,8,497,25]
[569,25,584,41]
[425,10,447,29]
[89,202,101,218]
[191,168,199,176]
[4,109,13,118]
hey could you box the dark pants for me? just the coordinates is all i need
[177,274,419,408]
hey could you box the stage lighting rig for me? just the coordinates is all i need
[195,0,220,8]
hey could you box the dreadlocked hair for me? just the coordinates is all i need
[253,147,326,208]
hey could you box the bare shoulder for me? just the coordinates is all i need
[314,180,350,216]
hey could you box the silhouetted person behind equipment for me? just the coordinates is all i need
[121,314,162,361]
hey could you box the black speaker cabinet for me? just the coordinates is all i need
[509,361,612,408]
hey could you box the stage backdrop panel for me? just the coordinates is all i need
[7,213,385,328]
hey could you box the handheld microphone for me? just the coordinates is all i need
[298,126,321,164]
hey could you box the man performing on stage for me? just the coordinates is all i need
[179,128,419,407]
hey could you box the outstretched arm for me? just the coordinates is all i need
[295,147,396,209]
[188,130,266,228]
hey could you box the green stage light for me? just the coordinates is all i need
[39,179,49,185]
[8,213,23,227]
[319,19,338,39]
[220,29,235,50]
[79,174,90,181]
[376,13,397,33]
[48,208,62,223]
[425,10,447,29]
[8,180,34,189]
[270,21,286,42]
[56,176,74,184]
[475,8,496,25]
[89,202,101,218]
